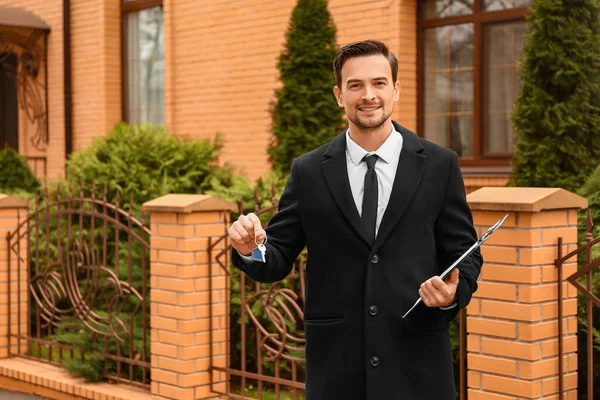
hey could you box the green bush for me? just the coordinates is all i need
[510,0,600,192]
[66,122,252,212]
[267,0,345,174]
[0,147,40,195]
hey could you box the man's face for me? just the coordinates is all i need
[334,55,400,133]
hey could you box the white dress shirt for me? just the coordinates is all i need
[345,125,402,236]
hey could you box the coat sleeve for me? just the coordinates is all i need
[434,151,484,320]
[231,158,306,283]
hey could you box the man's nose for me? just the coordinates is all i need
[362,85,376,101]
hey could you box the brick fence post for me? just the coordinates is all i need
[143,194,236,400]
[466,187,587,400]
[0,194,29,359]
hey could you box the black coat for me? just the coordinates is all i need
[232,121,483,400]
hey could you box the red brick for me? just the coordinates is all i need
[480,300,540,322]
[518,211,568,228]
[467,318,516,339]
[480,265,540,284]
[467,354,517,377]
[481,374,540,398]
[474,281,517,301]
[481,338,541,361]
[480,246,517,264]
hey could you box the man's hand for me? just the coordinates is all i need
[228,213,266,256]
[419,268,459,308]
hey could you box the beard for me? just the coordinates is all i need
[348,105,392,133]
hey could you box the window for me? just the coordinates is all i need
[418,0,531,165]
[122,0,164,125]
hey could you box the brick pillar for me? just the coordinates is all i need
[466,187,587,400]
[0,194,29,359]
[143,194,236,400]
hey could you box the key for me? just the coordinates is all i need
[251,243,266,262]
[250,233,267,262]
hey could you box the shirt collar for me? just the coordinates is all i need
[345,125,402,166]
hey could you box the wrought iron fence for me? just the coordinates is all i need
[209,183,468,399]
[556,210,600,400]
[5,182,150,387]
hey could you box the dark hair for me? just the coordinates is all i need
[333,40,398,89]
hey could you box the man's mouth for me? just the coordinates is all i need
[358,105,381,111]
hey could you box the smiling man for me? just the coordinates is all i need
[228,40,483,399]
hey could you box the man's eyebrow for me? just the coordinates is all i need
[345,77,389,85]
[346,79,363,85]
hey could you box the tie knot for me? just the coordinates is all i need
[364,154,378,170]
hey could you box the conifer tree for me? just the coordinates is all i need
[510,0,600,192]
[268,0,345,174]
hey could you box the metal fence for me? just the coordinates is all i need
[556,210,600,400]
[6,182,150,388]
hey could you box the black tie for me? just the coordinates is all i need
[361,154,378,243]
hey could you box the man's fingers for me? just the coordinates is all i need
[419,286,431,306]
[247,213,266,244]
[430,276,446,290]
[238,215,255,237]
[422,277,454,307]
[447,268,459,284]
[227,226,252,255]
[233,220,252,243]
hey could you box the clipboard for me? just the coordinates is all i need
[401,214,509,319]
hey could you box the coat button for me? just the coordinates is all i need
[370,356,380,367]
[368,305,378,316]
[371,254,379,264]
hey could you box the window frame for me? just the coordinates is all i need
[417,0,530,167]
[121,0,164,122]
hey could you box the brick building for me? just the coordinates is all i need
[0,0,531,192]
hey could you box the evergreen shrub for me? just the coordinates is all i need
[268,0,345,175]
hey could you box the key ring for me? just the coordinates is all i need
[255,231,267,247]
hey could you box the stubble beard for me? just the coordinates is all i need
[348,107,392,134]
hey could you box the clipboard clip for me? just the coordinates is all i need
[401,214,508,319]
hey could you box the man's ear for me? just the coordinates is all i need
[394,81,401,101]
[333,86,344,107]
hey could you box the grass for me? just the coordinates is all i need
[231,382,305,400]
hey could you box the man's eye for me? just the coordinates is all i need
[376,81,386,86]
[350,84,360,89]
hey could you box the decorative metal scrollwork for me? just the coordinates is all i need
[0,27,49,149]
[30,238,143,343]
[245,282,305,363]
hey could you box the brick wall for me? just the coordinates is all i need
[2,0,122,181]
[143,194,235,400]
[1,0,65,180]
[0,194,29,359]
[466,188,586,399]
[5,0,417,183]
[162,0,417,181]
[71,0,122,151]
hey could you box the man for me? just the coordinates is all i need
[228,40,483,400]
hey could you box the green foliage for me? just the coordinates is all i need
[576,165,600,400]
[268,0,345,174]
[50,314,148,383]
[0,147,40,194]
[510,0,600,192]
[579,164,600,238]
[66,122,252,212]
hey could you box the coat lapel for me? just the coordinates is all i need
[373,122,426,253]
[322,133,373,246]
